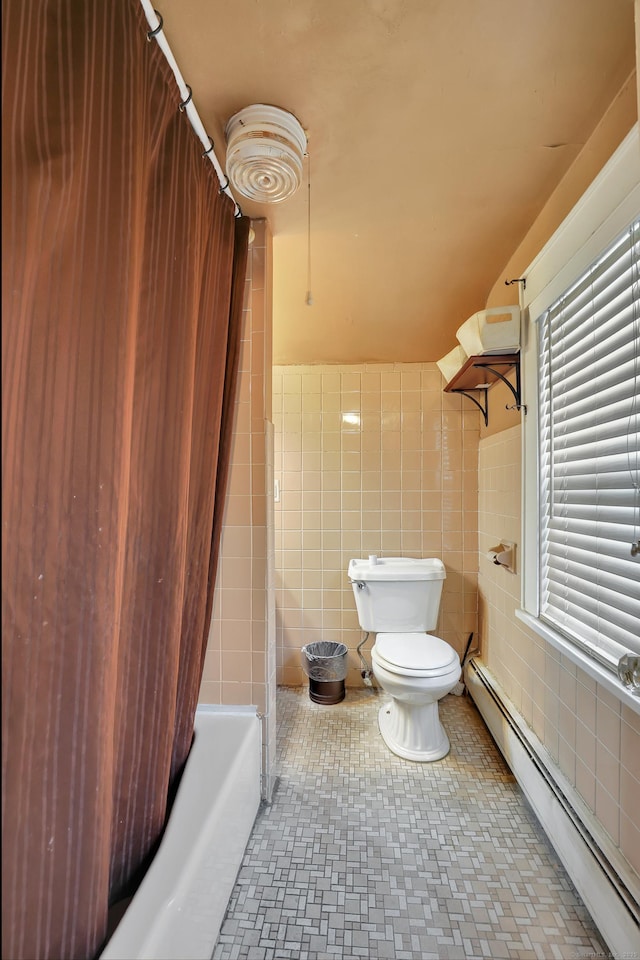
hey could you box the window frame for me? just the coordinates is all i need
[517,124,640,713]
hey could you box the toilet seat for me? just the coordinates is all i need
[373,632,459,677]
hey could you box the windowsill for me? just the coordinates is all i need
[515,609,640,716]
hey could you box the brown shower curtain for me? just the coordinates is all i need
[1,3,250,959]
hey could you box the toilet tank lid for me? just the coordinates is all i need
[348,557,446,581]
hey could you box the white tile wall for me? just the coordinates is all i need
[273,362,479,687]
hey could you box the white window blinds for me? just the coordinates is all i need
[538,219,640,672]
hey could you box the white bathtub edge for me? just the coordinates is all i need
[100,708,261,960]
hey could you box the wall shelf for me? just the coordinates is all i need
[443,353,523,426]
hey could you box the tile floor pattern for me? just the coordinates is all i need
[212,687,607,960]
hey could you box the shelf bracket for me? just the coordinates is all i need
[442,352,525,425]
[452,388,489,426]
[478,361,526,414]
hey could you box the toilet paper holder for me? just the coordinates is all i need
[486,541,515,572]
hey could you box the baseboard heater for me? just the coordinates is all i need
[465,657,640,957]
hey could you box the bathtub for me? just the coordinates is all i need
[101,705,261,960]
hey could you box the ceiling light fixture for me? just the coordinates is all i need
[224,104,307,204]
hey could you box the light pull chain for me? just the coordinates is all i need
[305,154,313,306]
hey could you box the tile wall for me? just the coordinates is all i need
[478,423,640,878]
[199,219,277,793]
[273,362,480,687]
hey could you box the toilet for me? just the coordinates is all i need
[348,556,460,761]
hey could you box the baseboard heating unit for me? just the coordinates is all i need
[465,657,640,958]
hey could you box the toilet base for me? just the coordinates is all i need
[378,699,450,762]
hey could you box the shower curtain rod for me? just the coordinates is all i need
[139,1,242,218]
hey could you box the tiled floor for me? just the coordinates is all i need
[212,686,606,960]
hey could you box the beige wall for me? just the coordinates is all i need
[273,363,479,686]
[477,426,640,877]
[199,220,276,731]
[637,1,640,119]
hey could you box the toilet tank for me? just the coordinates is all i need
[348,557,446,633]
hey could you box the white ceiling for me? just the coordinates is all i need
[157,0,636,363]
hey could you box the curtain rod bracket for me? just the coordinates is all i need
[505,277,526,290]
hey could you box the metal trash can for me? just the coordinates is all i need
[301,641,348,704]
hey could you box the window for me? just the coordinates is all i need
[538,220,640,669]
[518,125,640,706]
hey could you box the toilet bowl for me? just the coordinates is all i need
[371,632,461,761]
[348,556,459,762]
